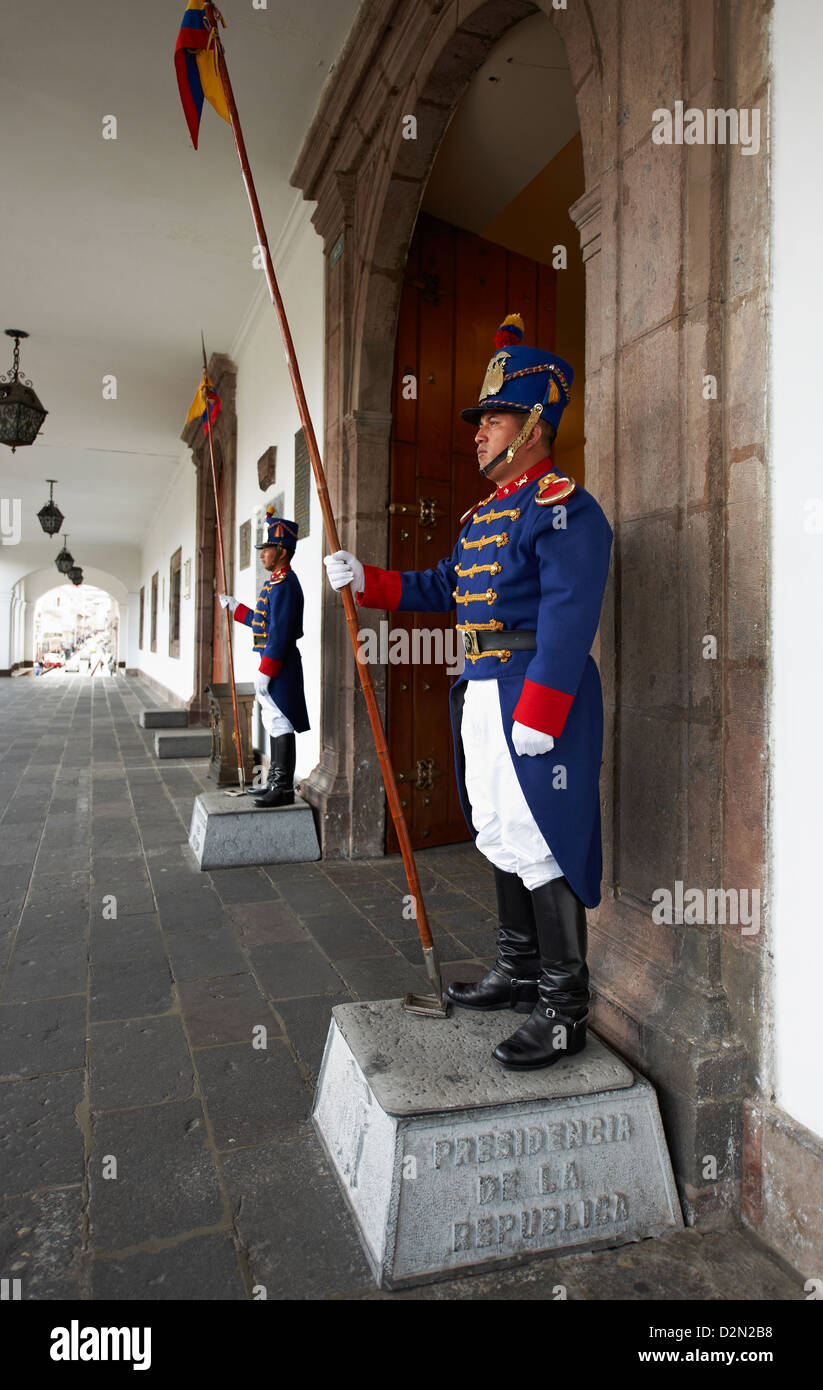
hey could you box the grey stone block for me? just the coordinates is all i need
[91,1233,247,1300]
[222,1137,373,1299]
[89,1017,194,1110]
[0,996,87,1079]
[249,940,344,1000]
[177,973,275,1048]
[196,1040,312,1147]
[313,1001,683,1289]
[155,730,211,759]
[88,1099,223,1249]
[0,1071,86,1196]
[0,1189,84,1299]
[90,957,174,1022]
[139,708,189,729]
[188,793,320,870]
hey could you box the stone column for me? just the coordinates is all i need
[0,590,13,675]
[123,593,140,673]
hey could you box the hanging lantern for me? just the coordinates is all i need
[69,566,83,587]
[0,330,48,451]
[55,535,75,574]
[37,479,64,537]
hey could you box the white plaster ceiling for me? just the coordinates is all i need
[0,0,359,552]
[423,11,577,233]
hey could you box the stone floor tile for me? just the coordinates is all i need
[225,901,307,946]
[0,1188,85,1299]
[88,1098,224,1250]
[90,1016,194,1110]
[248,940,345,999]
[0,995,87,1079]
[3,936,89,1002]
[90,957,174,1022]
[91,1233,247,1300]
[196,1039,312,1147]
[0,1070,86,1196]
[275,992,353,1080]
[167,929,248,983]
[222,1137,373,1299]
[178,973,275,1047]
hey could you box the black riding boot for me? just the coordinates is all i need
[447,867,541,1012]
[253,733,296,807]
[493,876,589,1069]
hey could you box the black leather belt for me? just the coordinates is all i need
[460,627,537,660]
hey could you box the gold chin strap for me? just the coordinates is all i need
[506,403,544,465]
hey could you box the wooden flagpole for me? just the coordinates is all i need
[200,3,444,1009]
[200,334,246,792]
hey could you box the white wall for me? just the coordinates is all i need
[134,455,197,701]
[228,198,326,780]
[770,0,823,1137]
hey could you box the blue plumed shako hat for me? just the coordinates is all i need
[256,507,299,555]
[460,313,574,432]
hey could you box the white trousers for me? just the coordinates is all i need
[257,692,293,738]
[461,678,563,891]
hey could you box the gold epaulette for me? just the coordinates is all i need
[459,491,495,526]
[534,472,576,506]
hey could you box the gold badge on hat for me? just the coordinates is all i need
[479,351,511,402]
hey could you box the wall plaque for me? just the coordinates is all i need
[239,520,251,571]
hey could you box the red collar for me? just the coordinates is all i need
[494,457,552,499]
[267,563,290,582]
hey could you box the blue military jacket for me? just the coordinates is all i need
[234,567,310,733]
[357,458,613,906]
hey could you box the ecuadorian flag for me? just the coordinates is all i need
[185,375,222,436]
[174,2,230,149]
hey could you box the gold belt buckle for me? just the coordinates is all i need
[462,628,480,658]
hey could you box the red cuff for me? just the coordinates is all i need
[513,679,574,738]
[357,564,402,610]
[234,603,251,623]
[258,656,282,678]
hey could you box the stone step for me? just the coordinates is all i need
[154,729,212,759]
[140,707,189,729]
[189,791,321,869]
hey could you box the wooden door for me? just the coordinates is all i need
[386,212,556,851]
[211,463,228,684]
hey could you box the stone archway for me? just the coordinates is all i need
[293,0,771,1229]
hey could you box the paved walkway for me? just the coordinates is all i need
[0,676,803,1300]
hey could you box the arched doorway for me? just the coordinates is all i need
[32,583,118,675]
[294,0,769,1229]
[383,13,584,849]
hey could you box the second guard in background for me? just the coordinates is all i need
[219,508,309,806]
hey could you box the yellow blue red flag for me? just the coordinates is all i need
[185,375,222,436]
[174,2,230,149]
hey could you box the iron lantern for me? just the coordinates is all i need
[37,479,64,537]
[0,330,48,451]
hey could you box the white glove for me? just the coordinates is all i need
[512,721,554,757]
[218,594,239,613]
[324,550,365,593]
[254,670,271,698]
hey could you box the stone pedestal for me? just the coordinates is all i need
[188,792,321,869]
[313,1000,683,1289]
[154,729,212,759]
[139,707,188,729]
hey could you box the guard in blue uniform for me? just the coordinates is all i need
[325,315,613,1070]
[220,509,309,807]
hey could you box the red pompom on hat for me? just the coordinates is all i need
[494,312,525,350]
